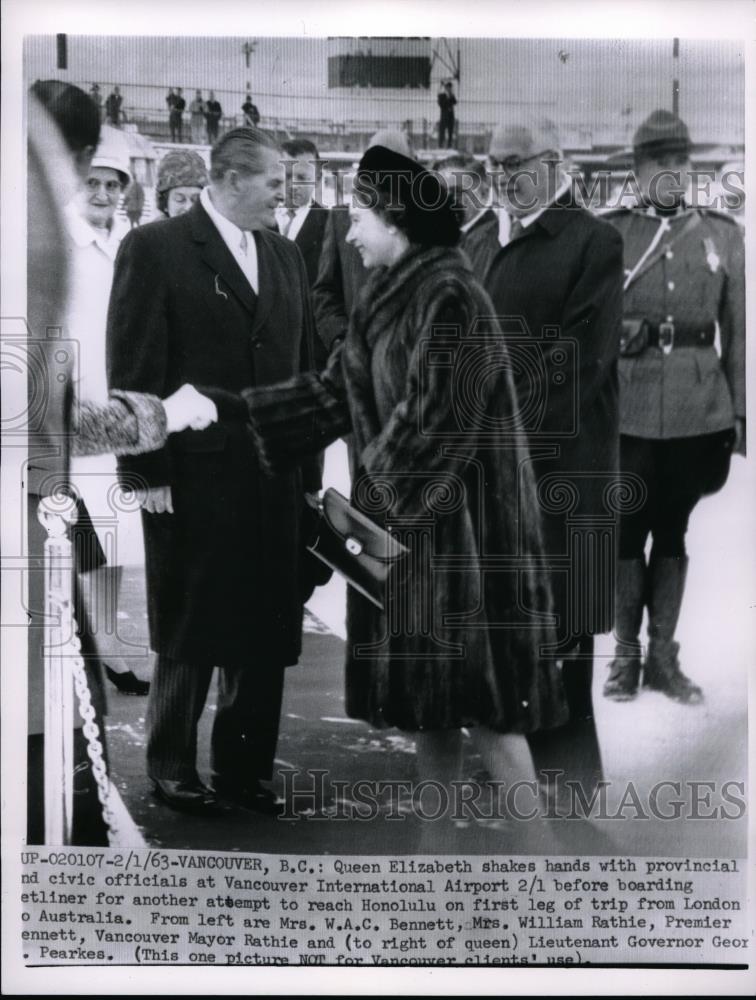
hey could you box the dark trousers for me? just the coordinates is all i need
[438,115,455,147]
[146,655,285,784]
[526,636,603,797]
[169,111,183,143]
[619,431,734,559]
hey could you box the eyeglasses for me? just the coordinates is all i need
[86,177,122,194]
[487,150,552,174]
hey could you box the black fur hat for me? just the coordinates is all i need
[354,145,461,247]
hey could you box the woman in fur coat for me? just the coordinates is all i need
[210,146,568,788]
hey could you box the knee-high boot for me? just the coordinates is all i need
[603,558,645,701]
[643,555,703,704]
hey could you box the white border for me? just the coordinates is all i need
[2,0,755,995]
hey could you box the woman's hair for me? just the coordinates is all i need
[156,149,209,216]
[354,146,461,247]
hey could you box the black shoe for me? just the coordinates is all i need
[213,779,283,816]
[151,778,226,815]
[643,640,703,705]
[603,650,641,701]
[105,665,150,696]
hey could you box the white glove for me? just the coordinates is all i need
[162,384,218,433]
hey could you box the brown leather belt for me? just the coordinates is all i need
[647,321,715,353]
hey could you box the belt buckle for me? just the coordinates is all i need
[658,321,675,355]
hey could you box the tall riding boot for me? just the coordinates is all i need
[643,555,703,704]
[603,558,645,701]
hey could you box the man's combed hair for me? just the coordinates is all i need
[281,138,320,161]
[209,126,279,180]
[432,153,487,182]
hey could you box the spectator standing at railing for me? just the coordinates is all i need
[241,93,260,127]
[105,86,123,128]
[189,90,206,144]
[167,87,186,143]
[205,91,222,143]
[89,83,103,121]
[437,80,457,148]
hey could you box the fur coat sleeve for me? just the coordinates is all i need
[71,390,167,457]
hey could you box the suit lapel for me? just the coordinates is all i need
[190,202,258,315]
[294,204,325,259]
[250,229,277,338]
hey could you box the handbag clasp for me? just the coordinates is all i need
[345,536,363,556]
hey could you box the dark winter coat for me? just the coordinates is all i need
[106,200,319,669]
[291,203,330,368]
[483,197,624,641]
[460,208,500,277]
[312,206,366,351]
[225,244,568,733]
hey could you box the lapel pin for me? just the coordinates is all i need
[214,274,228,300]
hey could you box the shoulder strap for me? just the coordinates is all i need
[623,211,703,292]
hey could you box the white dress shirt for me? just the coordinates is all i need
[497,173,572,246]
[275,200,312,242]
[200,185,258,293]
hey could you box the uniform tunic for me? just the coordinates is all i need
[604,204,745,439]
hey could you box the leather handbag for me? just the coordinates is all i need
[304,488,409,611]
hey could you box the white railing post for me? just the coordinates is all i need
[37,494,78,845]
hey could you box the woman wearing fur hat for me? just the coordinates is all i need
[204,146,567,823]
[156,148,208,218]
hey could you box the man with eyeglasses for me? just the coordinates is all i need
[482,118,624,818]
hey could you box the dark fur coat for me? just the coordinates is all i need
[231,244,568,733]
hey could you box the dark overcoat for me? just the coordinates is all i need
[483,198,624,641]
[312,205,366,350]
[292,203,330,367]
[460,208,500,278]
[235,245,569,734]
[293,203,329,288]
[106,200,318,669]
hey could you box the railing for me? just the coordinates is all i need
[37,494,116,845]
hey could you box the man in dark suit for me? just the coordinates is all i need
[107,127,319,815]
[483,119,624,813]
[433,152,499,275]
[276,139,330,368]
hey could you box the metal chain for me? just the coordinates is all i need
[66,629,119,844]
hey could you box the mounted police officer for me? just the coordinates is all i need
[603,109,746,705]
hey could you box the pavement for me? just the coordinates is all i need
[102,449,751,858]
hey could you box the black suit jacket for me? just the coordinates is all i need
[460,208,500,277]
[292,203,330,367]
[312,205,366,351]
[484,199,624,641]
[106,201,318,668]
[291,203,328,287]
